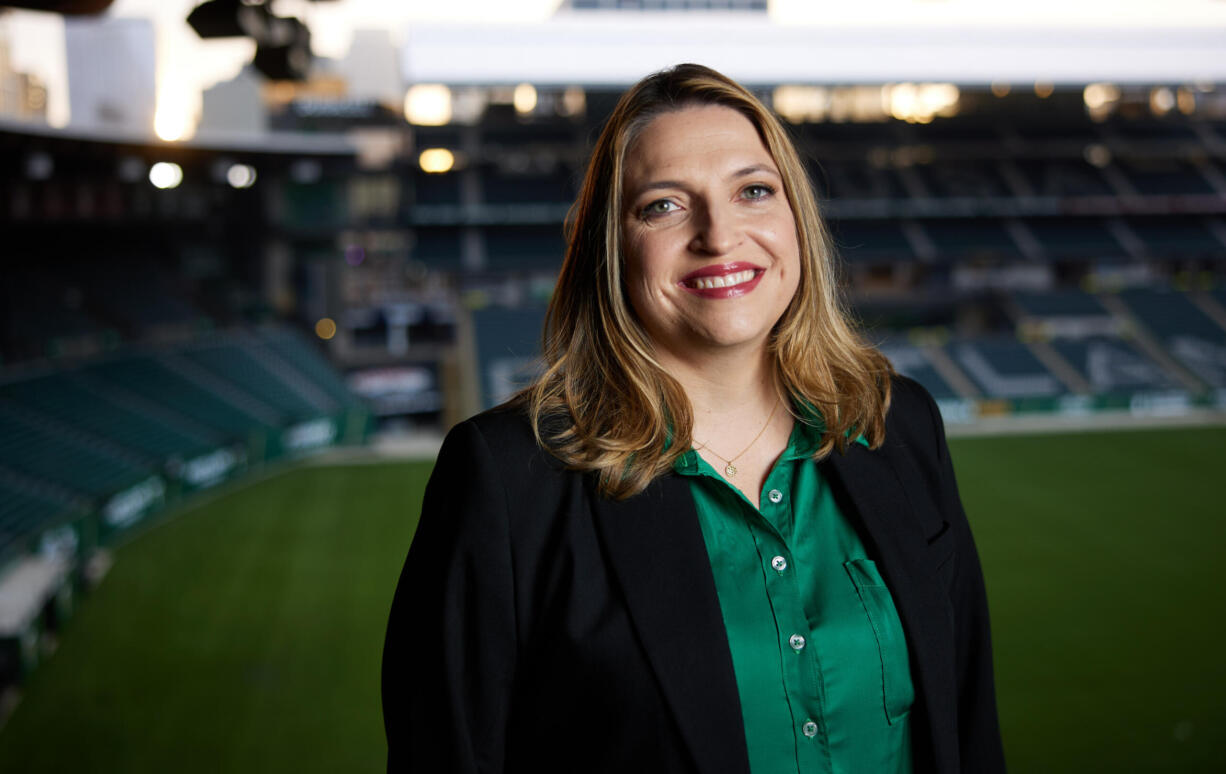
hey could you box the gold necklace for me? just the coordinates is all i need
[694,398,780,479]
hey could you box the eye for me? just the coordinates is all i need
[641,199,679,217]
[741,183,775,201]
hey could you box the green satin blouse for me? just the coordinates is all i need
[674,419,915,774]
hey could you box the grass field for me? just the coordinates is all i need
[0,427,1222,772]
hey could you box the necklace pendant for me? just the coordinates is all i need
[724,463,737,478]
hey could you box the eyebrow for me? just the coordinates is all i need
[629,164,782,197]
[729,163,780,181]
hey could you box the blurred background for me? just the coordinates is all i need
[0,0,1223,771]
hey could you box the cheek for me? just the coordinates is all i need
[624,233,667,290]
[621,233,656,320]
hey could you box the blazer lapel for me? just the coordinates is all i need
[590,473,750,774]
[823,444,958,774]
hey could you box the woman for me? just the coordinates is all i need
[383,64,1005,774]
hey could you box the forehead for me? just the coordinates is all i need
[623,104,776,184]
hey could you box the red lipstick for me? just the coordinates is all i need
[678,262,764,299]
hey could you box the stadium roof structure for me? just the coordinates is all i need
[401,7,1226,87]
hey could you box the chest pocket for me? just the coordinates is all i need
[844,558,916,725]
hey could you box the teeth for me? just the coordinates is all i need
[690,269,756,290]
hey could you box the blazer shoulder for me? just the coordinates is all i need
[885,374,944,448]
[439,400,573,495]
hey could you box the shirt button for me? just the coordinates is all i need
[767,489,783,504]
[789,633,806,651]
[802,720,818,738]
[771,555,787,572]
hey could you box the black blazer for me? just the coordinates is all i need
[383,376,1006,773]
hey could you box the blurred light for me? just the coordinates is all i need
[226,163,257,189]
[344,245,365,267]
[513,83,538,114]
[290,159,322,184]
[117,156,145,182]
[25,152,53,181]
[885,83,960,123]
[315,317,337,340]
[1034,82,1054,99]
[773,85,828,123]
[149,162,183,189]
[990,82,1011,98]
[154,92,194,142]
[450,87,489,124]
[1150,86,1176,115]
[404,84,452,125]
[1083,143,1112,168]
[419,148,455,174]
[1083,83,1120,121]
[560,86,586,117]
[1082,83,1119,110]
[1177,87,1196,115]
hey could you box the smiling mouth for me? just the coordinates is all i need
[678,263,765,299]
[685,269,757,290]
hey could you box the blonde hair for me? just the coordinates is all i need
[524,63,894,499]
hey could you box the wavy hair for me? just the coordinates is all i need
[523,63,894,499]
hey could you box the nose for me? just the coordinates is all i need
[689,200,742,256]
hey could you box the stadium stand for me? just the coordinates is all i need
[1117,288,1226,388]
[1020,217,1126,261]
[471,305,547,409]
[947,336,1068,399]
[0,327,369,613]
[1049,335,1181,396]
[874,339,962,401]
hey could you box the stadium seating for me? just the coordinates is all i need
[471,305,547,408]
[0,326,369,586]
[1125,217,1226,260]
[1020,218,1125,261]
[829,220,914,264]
[1050,335,1180,395]
[0,404,152,499]
[0,373,220,460]
[923,218,1022,261]
[1118,289,1226,387]
[482,225,567,272]
[1012,289,1111,318]
[946,337,1067,399]
[875,340,961,400]
[1117,158,1217,196]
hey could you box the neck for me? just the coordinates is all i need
[658,345,780,435]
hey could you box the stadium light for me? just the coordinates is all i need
[1083,143,1112,168]
[1083,83,1120,121]
[418,148,455,174]
[885,83,959,124]
[560,86,586,117]
[1177,87,1196,115]
[1034,82,1055,99]
[773,85,828,123]
[149,162,183,189]
[154,94,193,142]
[315,317,337,340]
[226,163,257,188]
[404,85,452,126]
[1149,87,1176,116]
[513,83,537,115]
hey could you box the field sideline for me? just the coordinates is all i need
[0,427,1222,772]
